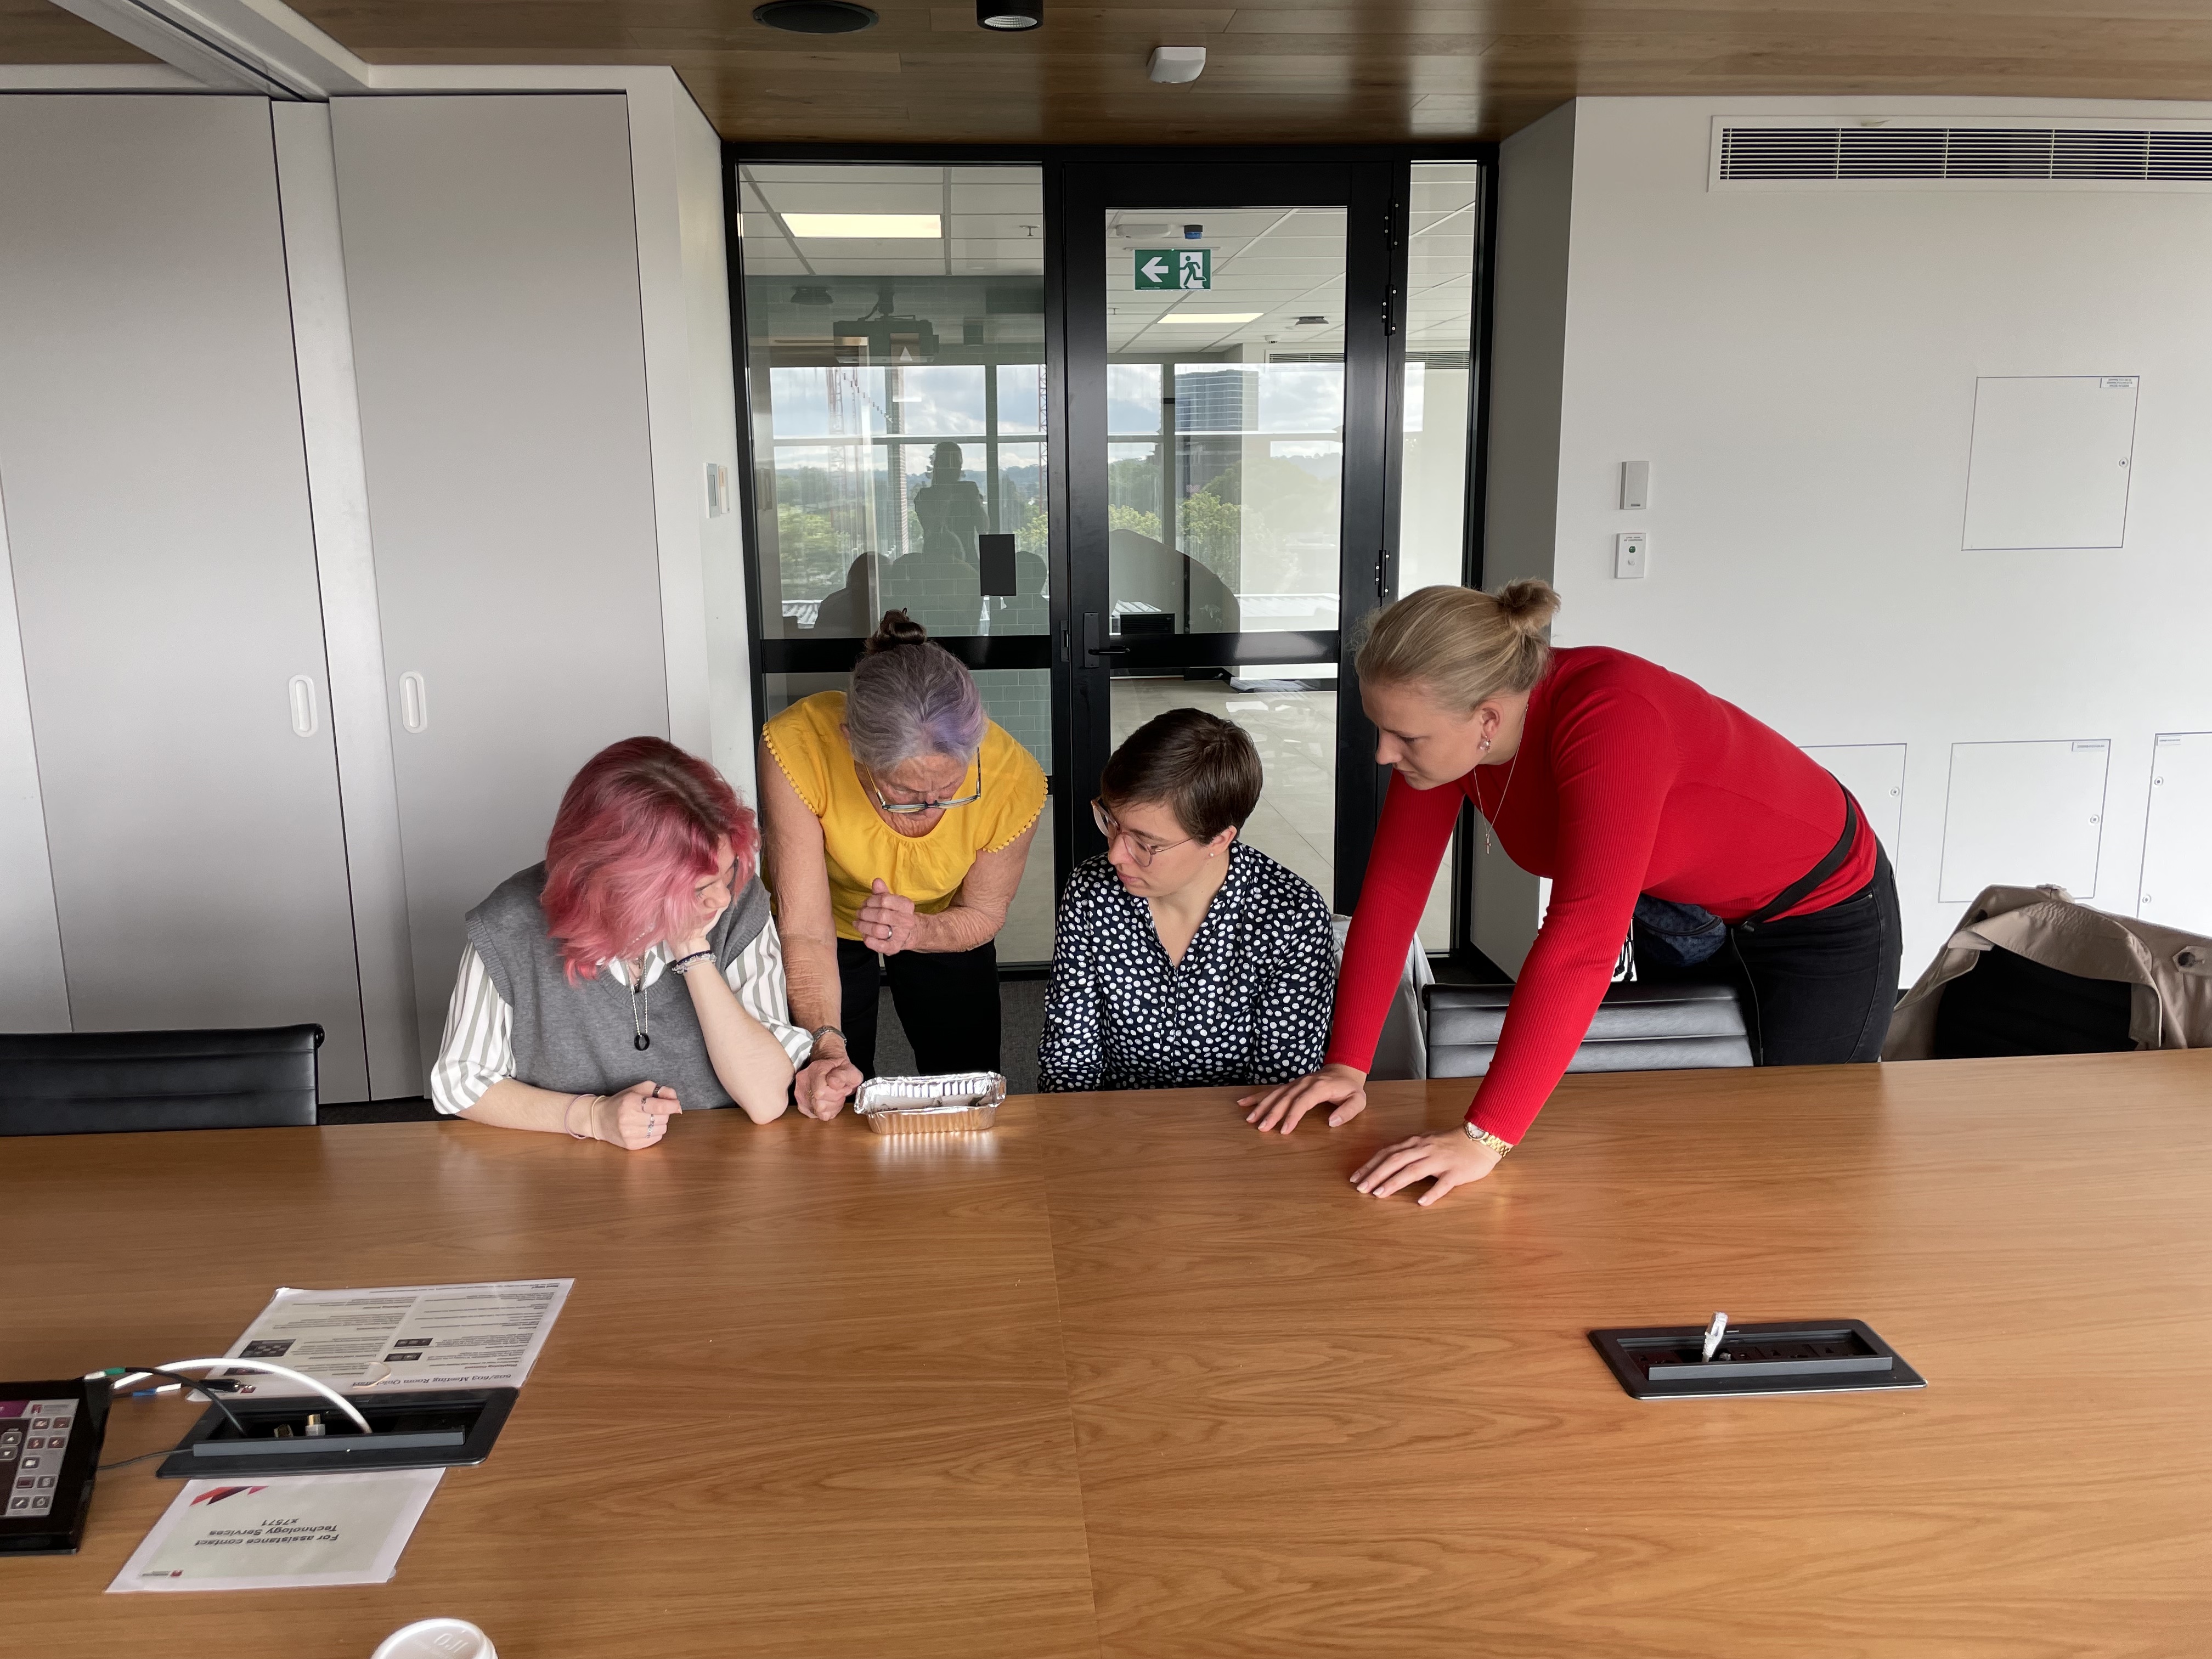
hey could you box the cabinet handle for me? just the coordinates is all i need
[399,671,428,733]
[287,675,319,738]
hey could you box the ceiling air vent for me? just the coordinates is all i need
[1712,121,2212,190]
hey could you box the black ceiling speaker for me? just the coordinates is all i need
[978,0,1042,29]
[754,1,878,33]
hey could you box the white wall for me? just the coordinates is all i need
[1484,95,2212,978]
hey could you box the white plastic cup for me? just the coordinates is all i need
[370,1617,498,1659]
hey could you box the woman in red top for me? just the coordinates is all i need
[1242,580,1901,1204]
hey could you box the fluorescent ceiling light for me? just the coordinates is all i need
[1156,313,1261,324]
[783,213,943,238]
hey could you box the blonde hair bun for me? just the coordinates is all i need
[1494,578,1561,638]
[1354,580,1561,713]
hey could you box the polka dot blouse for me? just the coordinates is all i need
[1039,840,1336,1093]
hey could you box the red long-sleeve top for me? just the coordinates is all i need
[1328,646,1874,1144]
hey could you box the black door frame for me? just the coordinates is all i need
[727,143,1498,955]
[1056,160,1402,913]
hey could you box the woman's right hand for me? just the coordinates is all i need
[794,1037,864,1119]
[1239,1063,1369,1134]
[591,1082,680,1150]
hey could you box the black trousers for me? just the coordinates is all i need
[1637,844,1903,1066]
[835,936,1002,1079]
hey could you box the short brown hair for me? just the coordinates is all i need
[1099,708,1262,842]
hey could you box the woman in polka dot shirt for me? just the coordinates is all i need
[1040,709,1336,1093]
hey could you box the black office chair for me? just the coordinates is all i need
[1927,946,2135,1059]
[1423,983,1753,1079]
[0,1025,323,1136]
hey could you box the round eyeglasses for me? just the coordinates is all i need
[1091,798,1197,868]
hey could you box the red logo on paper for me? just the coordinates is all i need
[189,1485,268,1506]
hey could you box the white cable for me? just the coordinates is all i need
[106,1358,373,1436]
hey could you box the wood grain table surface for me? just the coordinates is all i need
[6,1049,2209,1658]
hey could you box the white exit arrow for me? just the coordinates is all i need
[1140,256,1169,284]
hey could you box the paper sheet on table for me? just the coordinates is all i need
[220,1279,572,1395]
[108,1468,442,1593]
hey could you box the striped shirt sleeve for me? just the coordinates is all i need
[430,944,515,1115]
[730,918,812,1069]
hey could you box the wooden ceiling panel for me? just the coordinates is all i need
[9,0,2202,140]
[0,0,157,62]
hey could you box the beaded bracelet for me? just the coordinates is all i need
[668,950,716,977]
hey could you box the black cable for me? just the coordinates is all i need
[109,1367,251,1440]
[98,1445,177,1473]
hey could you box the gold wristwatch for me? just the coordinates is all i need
[1463,1122,1516,1159]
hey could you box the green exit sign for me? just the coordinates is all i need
[1134,247,1211,290]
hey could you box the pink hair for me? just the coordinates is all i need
[540,737,759,983]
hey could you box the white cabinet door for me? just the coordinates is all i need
[2138,732,2212,937]
[1938,739,2110,902]
[0,97,369,1097]
[332,97,670,1080]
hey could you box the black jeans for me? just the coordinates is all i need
[835,936,1002,1079]
[1636,844,1902,1066]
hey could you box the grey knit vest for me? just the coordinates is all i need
[465,863,773,1110]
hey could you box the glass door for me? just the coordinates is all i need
[738,162,1060,961]
[1059,164,1402,913]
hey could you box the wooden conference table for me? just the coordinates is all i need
[8,1051,2210,1658]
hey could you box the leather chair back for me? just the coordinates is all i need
[1424,983,1752,1079]
[0,1025,322,1135]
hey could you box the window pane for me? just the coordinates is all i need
[742,163,1048,639]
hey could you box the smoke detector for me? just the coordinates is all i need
[1148,46,1205,83]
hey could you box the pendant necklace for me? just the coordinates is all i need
[627,964,650,1052]
[1479,746,1521,857]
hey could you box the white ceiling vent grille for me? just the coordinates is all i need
[1711,120,2212,191]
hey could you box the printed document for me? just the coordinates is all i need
[221,1279,572,1394]
[108,1469,442,1593]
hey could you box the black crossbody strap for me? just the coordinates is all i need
[1740,775,1860,933]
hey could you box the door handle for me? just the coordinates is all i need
[1083,613,1130,659]
[287,675,319,738]
[399,671,428,733]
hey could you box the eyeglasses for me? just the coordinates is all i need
[866,754,984,815]
[1091,798,1197,868]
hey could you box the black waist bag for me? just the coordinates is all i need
[1632,780,1861,969]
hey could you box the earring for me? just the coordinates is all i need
[1480,738,1492,752]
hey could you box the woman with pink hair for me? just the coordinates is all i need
[430,737,808,1147]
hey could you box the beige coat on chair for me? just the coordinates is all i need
[1883,884,2212,1059]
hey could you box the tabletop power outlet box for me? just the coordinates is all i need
[156,1387,518,1479]
[1589,1321,1925,1400]
[2,1377,111,1556]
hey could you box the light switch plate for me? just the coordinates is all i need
[1616,531,1648,579]
[1621,460,1651,511]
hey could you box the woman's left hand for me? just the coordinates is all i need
[855,879,919,955]
[1351,1130,1502,1206]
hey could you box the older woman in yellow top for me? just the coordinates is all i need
[761,609,1046,1117]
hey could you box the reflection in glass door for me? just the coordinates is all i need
[1101,206,1349,899]
[738,163,1058,960]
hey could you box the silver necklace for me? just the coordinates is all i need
[623,962,650,1051]
[1479,744,1521,856]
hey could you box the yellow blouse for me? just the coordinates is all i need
[763,691,1047,942]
